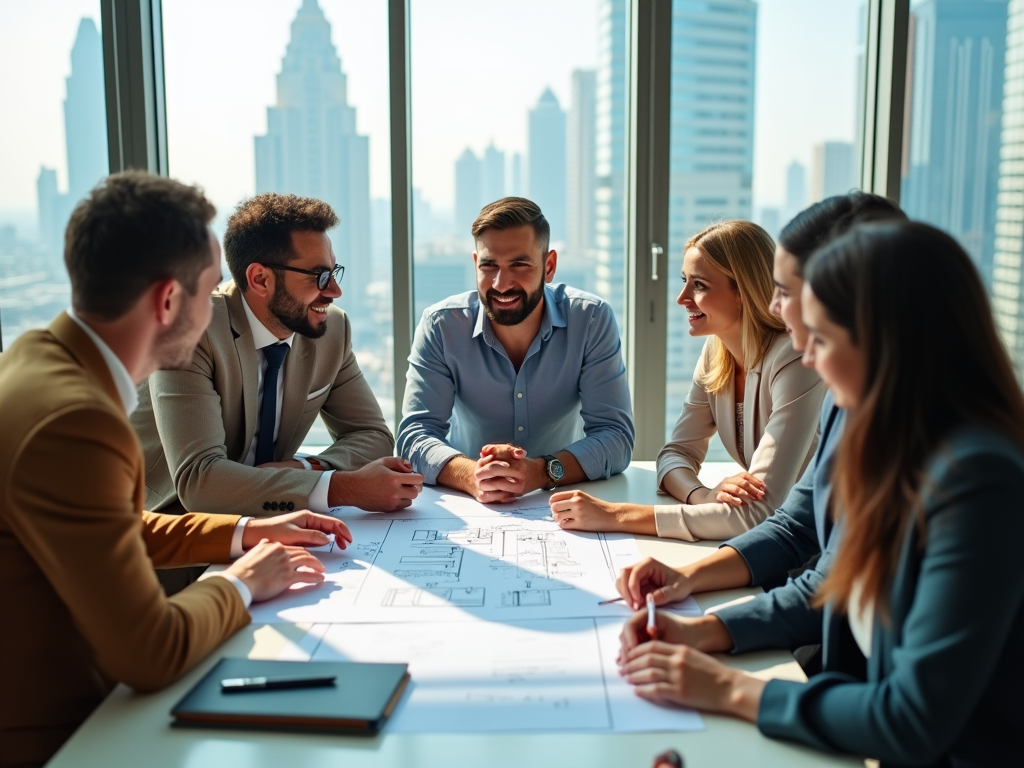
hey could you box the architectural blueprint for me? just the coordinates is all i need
[227,515,674,624]
[266,618,704,734]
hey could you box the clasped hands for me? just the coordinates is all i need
[469,443,547,503]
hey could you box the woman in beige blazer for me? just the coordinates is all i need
[551,220,824,540]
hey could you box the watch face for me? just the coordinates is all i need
[548,458,565,481]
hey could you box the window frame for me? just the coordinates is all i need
[99,0,909,453]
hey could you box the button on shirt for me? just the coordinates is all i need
[397,284,635,485]
[239,295,333,512]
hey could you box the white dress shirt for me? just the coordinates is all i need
[67,310,252,608]
[239,295,334,512]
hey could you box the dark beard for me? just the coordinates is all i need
[268,281,329,338]
[482,282,545,327]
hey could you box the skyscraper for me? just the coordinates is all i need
[36,17,107,264]
[810,142,856,203]
[994,0,1024,380]
[528,88,567,242]
[64,17,107,204]
[481,144,505,207]
[783,160,808,225]
[254,0,371,312]
[567,69,597,266]
[454,148,482,237]
[901,0,1008,287]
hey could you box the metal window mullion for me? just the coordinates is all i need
[625,0,672,460]
[860,0,910,200]
[101,0,167,175]
[389,0,414,432]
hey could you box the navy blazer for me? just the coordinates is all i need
[714,392,848,653]
[757,426,1024,767]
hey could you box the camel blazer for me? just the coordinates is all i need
[132,281,394,516]
[0,313,249,768]
[655,334,824,541]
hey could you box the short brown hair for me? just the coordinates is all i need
[471,197,550,253]
[65,171,216,321]
[224,194,339,291]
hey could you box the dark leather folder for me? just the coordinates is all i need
[171,658,410,735]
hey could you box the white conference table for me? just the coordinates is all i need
[47,463,863,768]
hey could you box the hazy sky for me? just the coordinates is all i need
[0,0,861,232]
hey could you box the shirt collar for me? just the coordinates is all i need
[472,284,564,342]
[66,309,139,415]
[240,292,295,350]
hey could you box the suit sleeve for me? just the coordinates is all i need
[396,311,464,484]
[653,352,824,541]
[723,397,838,585]
[6,405,250,692]
[312,313,395,470]
[757,448,1024,764]
[150,332,321,516]
[561,301,634,480]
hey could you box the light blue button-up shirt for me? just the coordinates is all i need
[398,283,635,485]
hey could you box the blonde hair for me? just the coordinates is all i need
[686,220,785,394]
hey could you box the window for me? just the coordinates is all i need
[900,1,1023,380]
[163,0,393,442]
[664,0,864,458]
[409,0,628,336]
[0,1,107,350]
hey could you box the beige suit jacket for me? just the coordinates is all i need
[654,333,825,541]
[132,282,394,516]
[0,313,250,768]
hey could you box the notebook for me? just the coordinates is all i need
[170,658,410,735]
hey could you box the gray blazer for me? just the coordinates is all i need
[654,333,825,540]
[131,282,394,516]
[757,425,1024,767]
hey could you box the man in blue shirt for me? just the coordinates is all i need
[397,197,634,503]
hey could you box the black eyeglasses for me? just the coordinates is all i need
[264,263,345,291]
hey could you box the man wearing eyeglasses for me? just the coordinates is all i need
[133,194,420,560]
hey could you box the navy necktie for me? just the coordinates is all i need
[255,342,289,465]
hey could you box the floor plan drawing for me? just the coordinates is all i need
[230,503,702,624]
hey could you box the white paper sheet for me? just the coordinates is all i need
[210,509,702,624]
[292,618,704,734]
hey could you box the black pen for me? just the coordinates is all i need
[220,675,336,692]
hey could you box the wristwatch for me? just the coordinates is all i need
[542,455,565,490]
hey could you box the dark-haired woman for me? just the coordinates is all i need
[618,221,1024,766]
[610,193,904,633]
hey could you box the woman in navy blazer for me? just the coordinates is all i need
[618,221,1024,767]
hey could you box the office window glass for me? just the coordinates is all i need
[163,0,393,443]
[664,0,865,457]
[902,1,1024,380]
[409,0,628,337]
[0,2,107,350]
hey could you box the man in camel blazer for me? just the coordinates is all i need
[132,194,422,519]
[0,173,347,768]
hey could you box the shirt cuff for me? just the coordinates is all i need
[307,470,334,512]
[230,516,253,559]
[201,572,253,608]
[653,504,697,541]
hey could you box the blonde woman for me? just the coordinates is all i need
[550,220,824,540]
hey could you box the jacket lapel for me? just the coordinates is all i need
[224,285,260,459]
[742,365,761,466]
[275,334,316,458]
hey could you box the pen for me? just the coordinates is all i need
[646,593,658,641]
[597,596,624,606]
[220,675,337,692]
